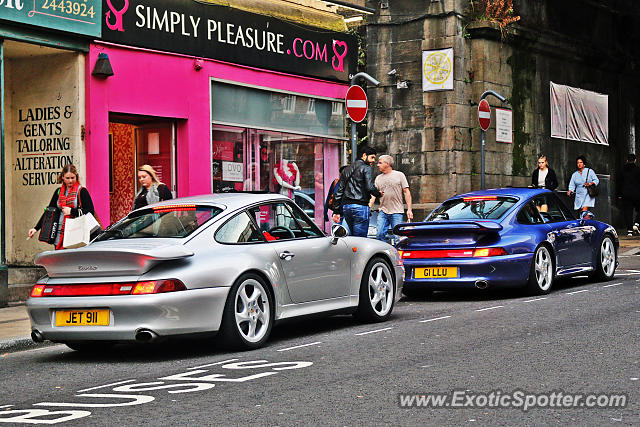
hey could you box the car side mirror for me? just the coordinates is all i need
[579,210,594,224]
[330,224,348,244]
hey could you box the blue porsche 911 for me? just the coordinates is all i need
[394,188,618,296]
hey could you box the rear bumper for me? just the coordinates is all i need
[26,287,230,342]
[402,253,532,290]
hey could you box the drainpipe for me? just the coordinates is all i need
[0,41,8,307]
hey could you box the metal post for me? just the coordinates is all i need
[481,130,486,190]
[479,90,507,190]
[349,72,380,163]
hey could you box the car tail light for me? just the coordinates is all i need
[131,280,186,294]
[28,279,186,297]
[400,248,507,259]
[30,284,45,297]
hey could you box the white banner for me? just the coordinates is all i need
[422,48,454,91]
[550,82,608,145]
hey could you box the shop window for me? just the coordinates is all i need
[332,101,343,115]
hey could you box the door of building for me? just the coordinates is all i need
[109,118,176,224]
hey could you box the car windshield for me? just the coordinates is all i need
[95,205,223,241]
[427,196,518,221]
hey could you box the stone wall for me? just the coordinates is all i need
[364,0,640,223]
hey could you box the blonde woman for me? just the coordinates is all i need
[531,155,558,191]
[28,164,96,250]
[132,165,172,211]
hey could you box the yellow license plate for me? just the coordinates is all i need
[55,309,110,326]
[414,267,459,279]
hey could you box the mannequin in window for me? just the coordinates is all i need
[273,159,301,199]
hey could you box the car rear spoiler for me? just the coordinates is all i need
[35,245,195,278]
[393,221,503,236]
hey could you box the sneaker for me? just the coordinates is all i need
[628,230,634,237]
[634,223,639,234]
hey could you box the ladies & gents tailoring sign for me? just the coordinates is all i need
[101,0,357,82]
[0,0,102,37]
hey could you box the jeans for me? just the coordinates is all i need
[376,212,403,242]
[343,204,370,237]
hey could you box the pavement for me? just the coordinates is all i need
[1,233,639,354]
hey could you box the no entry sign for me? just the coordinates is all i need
[346,85,368,123]
[478,99,491,131]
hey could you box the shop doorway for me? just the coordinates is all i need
[109,116,176,224]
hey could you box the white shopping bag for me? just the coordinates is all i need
[84,212,101,233]
[62,215,91,249]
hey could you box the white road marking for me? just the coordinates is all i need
[276,341,322,352]
[0,405,13,408]
[355,327,393,336]
[419,315,451,323]
[189,358,240,370]
[566,289,589,295]
[603,282,623,288]
[523,297,547,303]
[612,272,640,276]
[77,379,135,393]
[475,305,504,312]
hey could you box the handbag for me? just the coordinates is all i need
[38,207,61,244]
[586,168,599,197]
[62,213,93,249]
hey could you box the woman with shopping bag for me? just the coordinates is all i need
[27,164,99,250]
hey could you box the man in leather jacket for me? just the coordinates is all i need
[332,146,382,237]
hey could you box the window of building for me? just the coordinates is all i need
[307,98,315,114]
[283,95,296,113]
[332,101,343,115]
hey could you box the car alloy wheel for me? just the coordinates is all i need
[356,257,395,322]
[526,245,553,295]
[595,235,616,281]
[234,279,270,343]
[219,273,273,350]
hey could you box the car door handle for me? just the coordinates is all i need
[279,251,295,260]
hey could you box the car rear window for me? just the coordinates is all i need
[95,205,223,240]
[427,196,518,221]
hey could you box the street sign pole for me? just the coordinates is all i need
[349,73,380,163]
[478,90,507,190]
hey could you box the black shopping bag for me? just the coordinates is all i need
[38,207,61,244]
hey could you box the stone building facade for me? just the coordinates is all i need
[364,0,640,222]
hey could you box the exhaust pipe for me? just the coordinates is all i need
[31,330,44,343]
[135,329,158,343]
[474,280,489,290]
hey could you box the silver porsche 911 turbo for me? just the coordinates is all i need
[27,193,403,351]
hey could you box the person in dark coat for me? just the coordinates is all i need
[132,164,173,211]
[616,153,640,236]
[28,164,97,250]
[332,146,382,237]
[531,155,559,191]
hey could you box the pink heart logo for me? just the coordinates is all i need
[332,40,348,72]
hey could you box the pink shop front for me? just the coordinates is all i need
[87,0,357,230]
